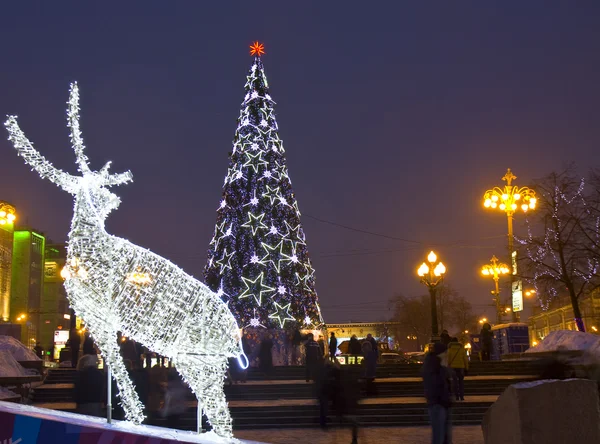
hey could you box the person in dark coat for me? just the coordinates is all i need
[69,328,81,369]
[33,342,44,359]
[304,333,323,382]
[329,332,338,362]
[366,334,379,359]
[259,334,274,377]
[318,335,326,357]
[349,335,362,364]
[291,329,303,365]
[317,360,360,443]
[82,332,96,356]
[161,371,189,430]
[422,342,452,444]
[480,323,493,361]
[440,330,451,346]
[362,341,378,396]
[74,354,105,417]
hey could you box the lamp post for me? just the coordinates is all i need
[481,255,510,324]
[417,251,447,342]
[483,169,536,321]
[0,202,17,226]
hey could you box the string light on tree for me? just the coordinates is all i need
[204,42,323,329]
[5,83,247,439]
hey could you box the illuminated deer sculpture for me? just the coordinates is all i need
[5,83,247,439]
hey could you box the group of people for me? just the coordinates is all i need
[423,331,470,444]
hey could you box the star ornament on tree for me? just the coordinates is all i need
[239,272,275,306]
[250,41,265,57]
[269,302,295,328]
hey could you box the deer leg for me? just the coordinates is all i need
[92,327,145,424]
[176,358,232,438]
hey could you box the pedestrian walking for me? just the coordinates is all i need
[69,328,81,369]
[447,337,468,401]
[161,371,188,430]
[361,341,377,396]
[349,335,362,364]
[74,354,104,417]
[82,332,96,356]
[318,335,326,357]
[291,328,303,365]
[316,360,360,443]
[366,334,379,359]
[33,342,43,359]
[304,333,323,382]
[329,332,338,362]
[422,342,452,444]
[259,334,274,377]
[440,330,451,346]
[480,323,493,361]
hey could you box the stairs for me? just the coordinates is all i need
[30,361,542,430]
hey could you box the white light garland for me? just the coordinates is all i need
[204,55,324,331]
[5,82,247,439]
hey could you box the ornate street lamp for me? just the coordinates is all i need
[483,169,536,321]
[0,201,16,226]
[481,255,510,324]
[417,251,446,341]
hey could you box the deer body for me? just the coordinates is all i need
[5,83,245,439]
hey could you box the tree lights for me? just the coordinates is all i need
[5,83,246,438]
[204,45,323,330]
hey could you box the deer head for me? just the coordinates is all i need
[5,82,132,226]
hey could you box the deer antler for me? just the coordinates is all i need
[5,116,75,191]
[99,161,133,187]
[68,82,91,174]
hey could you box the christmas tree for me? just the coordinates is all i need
[204,43,323,331]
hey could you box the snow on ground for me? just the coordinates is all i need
[0,335,40,361]
[525,330,600,358]
[0,401,265,444]
[0,386,19,400]
[0,351,28,377]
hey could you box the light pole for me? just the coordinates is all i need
[481,255,510,324]
[483,169,536,321]
[417,251,447,342]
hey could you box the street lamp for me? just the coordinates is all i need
[417,250,447,341]
[0,202,17,226]
[483,169,536,321]
[481,255,510,324]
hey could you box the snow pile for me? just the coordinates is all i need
[0,351,29,377]
[525,330,600,357]
[0,401,265,443]
[0,386,19,400]
[0,335,40,361]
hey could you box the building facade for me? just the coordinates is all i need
[41,243,70,349]
[10,228,46,346]
[528,290,600,345]
[0,201,17,322]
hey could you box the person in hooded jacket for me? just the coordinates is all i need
[422,342,452,444]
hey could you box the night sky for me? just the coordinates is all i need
[1,2,599,325]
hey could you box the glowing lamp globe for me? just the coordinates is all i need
[427,251,437,263]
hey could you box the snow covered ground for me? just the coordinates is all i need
[0,335,40,361]
[0,386,18,400]
[0,401,265,444]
